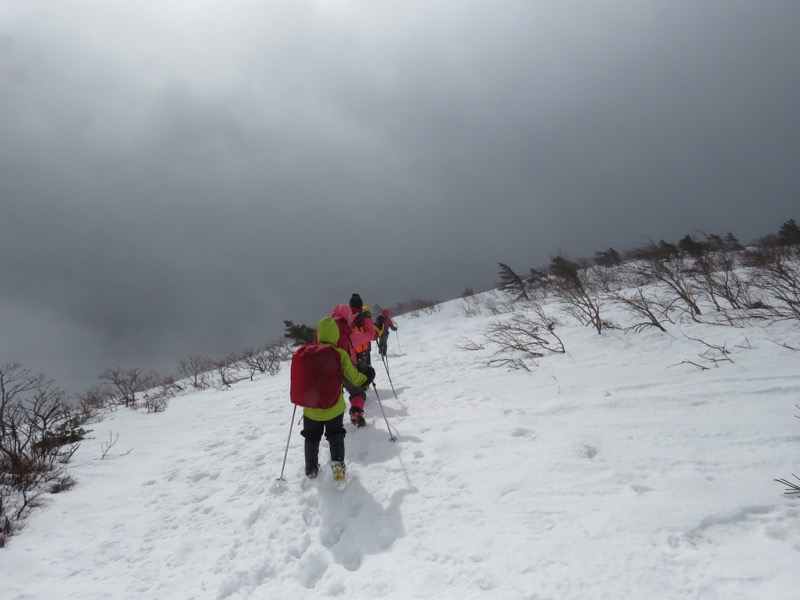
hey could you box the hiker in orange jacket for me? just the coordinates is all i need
[319,295,376,427]
[346,293,378,426]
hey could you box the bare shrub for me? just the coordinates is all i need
[423,303,443,315]
[392,298,442,316]
[100,431,120,460]
[687,235,753,312]
[627,241,703,320]
[1,495,13,547]
[98,367,160,409]
[178,354,215,389]
[1,362,87,535]
[775,404,800,497]
[776,475,800,496]
[137,373,179,413]
[214,353,246,389]
[142,389,170,413]
[611,280,673,333]
[75,386,114,418]
[744,245,800,322]
[159,373,183,396]
[240,339,291,379]
[455,338,486,352]
[549,256,613,334]
[482,310,565,371]
[240,347,269,380]
[265,339,293,375]
[768,338,799,352]
[669,333,750,371]
[483,296,503,315]
[49,473,76,494]
[0,361,46,435]
[459,295,482,317]
[483,293,516,316]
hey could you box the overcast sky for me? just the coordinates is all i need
[2,0,798,394]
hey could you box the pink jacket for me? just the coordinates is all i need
[332,303,377,357]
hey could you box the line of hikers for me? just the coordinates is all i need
[289,293,398,481]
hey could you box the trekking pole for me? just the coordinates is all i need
[395,330,401,354]
[372,383,397,442]
[277,404,298,481]
[380,354,398,400]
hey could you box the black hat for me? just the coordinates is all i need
[349,293,363,308]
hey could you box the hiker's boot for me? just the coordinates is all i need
[331,461,346,483]
[349,407,365,427]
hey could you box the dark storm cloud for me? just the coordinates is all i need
[1,0,798,393]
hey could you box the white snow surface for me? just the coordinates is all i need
[2,295,800,599]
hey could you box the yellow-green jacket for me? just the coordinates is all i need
[304,316,368,422]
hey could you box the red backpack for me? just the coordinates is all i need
[290,343,343,409]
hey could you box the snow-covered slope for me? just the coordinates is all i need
[3,296,799,599]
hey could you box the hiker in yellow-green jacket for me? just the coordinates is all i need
[300,316,374,481]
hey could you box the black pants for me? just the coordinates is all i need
[301,412,346,468]
[346,353,370,414]
[355,349,371,370]
[378,331,389,356]
[343,378,366,404]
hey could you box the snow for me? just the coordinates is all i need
[2,294,799,599]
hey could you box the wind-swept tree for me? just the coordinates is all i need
[680,232,752,313]
[497,263,529,301]
[722,232,743,251]
[744,244,800,322]
[283,320,314,347]
[777,218,800,246]
[678,234,706,259]
[626,241,703,320]
[593,247,621,267]
[549,255,580,282]
[548,255,611,334]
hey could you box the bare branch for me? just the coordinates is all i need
[455,338,485,352]
[775,474,800,496]
[480,310,565,370]
[100,432,120,460]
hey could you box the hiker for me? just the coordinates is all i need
[348,293,377,370]
[324,303,370,427]
[347,293,378,426]
[374,308,398,358]
[296,316,375,480]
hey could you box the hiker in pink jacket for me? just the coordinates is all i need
[329,294,377,427]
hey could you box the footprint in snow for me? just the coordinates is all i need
[320,522,345,547]
[295,551,328,589]
[510,427,536,440]
[575,443,598,459]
